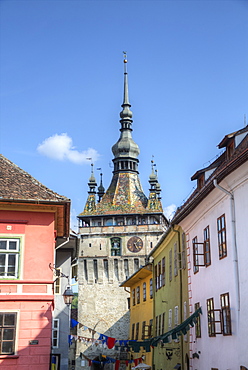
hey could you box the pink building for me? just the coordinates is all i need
[0,155,70,369]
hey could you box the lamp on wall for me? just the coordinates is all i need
[49,263,74,306]
[63,286,74,306]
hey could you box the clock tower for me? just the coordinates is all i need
[76,56,168,369]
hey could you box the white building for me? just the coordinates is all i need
[172,125,248,370]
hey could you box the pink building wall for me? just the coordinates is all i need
[0,209,56,369]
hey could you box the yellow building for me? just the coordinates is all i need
[120,263,154,368]
[149,225,190,370]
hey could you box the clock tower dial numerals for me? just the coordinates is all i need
[127,236,143,253]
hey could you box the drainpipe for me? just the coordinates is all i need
[172,225,184,370]
[213,179,240,317]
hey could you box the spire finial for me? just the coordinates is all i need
[120,51,132,121]
[123,51,128,74]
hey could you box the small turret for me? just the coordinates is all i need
[147,160,163,211]
[97,173,105,202]
[83,164,97,213]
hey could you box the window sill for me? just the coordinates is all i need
[0,355,19,359]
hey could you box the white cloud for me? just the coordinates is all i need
[164,204,177,221]
[37,133,100,164]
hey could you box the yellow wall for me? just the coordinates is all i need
[151,226,189,370]
[127,266,153,367]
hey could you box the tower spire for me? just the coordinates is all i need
[120,52,133,126]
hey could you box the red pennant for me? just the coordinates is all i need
[88,360,92,366]
[115,360,120,370]
[134,359,139,366]
[107,337,116,349]
[125,361,129,367]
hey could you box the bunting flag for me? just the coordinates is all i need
[115,359,120,370]
[82,353,143,365]
[70,307,202,353]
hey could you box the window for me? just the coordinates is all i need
[0,239,20,278]
[148,319,153,338]
[155,316,158,336]
[181,233,187,269]
[111,237,121,256]
[174,242,178,276]
[204,226,211,266]
[195,302,201,338]
[158,314,162,336]
[184,302,188,342]
[54,268,61,294]
[220,293,232,335]
[162,312,165,334]
[155,264,158,291]
[131,323,135,340]
[52,319,59,348]
[114,259,119,280]
[93,259,98,282]
[169,249,172,281]
[174,306,179,327]
[150,278,153,298]
[136,286,140,304]
[104,259,109,279]
[132,289,135,306]
[158,261,161,288]
[168,309,172,343]
[124,259,129,279]
[192,236,199,273]
[135,323,139,340]
[0,313,17,354]
[142,321,146,340]
[162,257,165,286]
[143,282,146,302]
[207,298,216,337]
[217,215,227,259]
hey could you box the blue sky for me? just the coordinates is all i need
[0,0,247,229]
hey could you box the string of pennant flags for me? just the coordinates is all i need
[69,307,202,353]
[69,319,130,349]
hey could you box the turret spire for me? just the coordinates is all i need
[120,52,133,126]
[112,53,140,174]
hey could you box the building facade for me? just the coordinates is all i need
[172,125,248,369]
[149,225,189,370]
[120,263,154,369]
[0,154,70,369]
[75,58,168,369]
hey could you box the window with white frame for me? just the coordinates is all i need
[52,319,59,348]
[174,242,178,276]
[168,309,172,342]
[0,239,20,278]
[0,312,17,354]
[174,306,179,342]
[54,268,61,294]
[181,233,187,269]
[149,278,153,298]
[169,249,172,281]
[184,301,188,342]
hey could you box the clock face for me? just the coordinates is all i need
[127,236,143,253]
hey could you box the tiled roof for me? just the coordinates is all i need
[172,127,248,224]
[0,154,70,203]
[79,172,163,216]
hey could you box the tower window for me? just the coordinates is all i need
[111,237,121,256]
[104,259,109,279]
[93,259,98,282]
[134,258,139,271]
